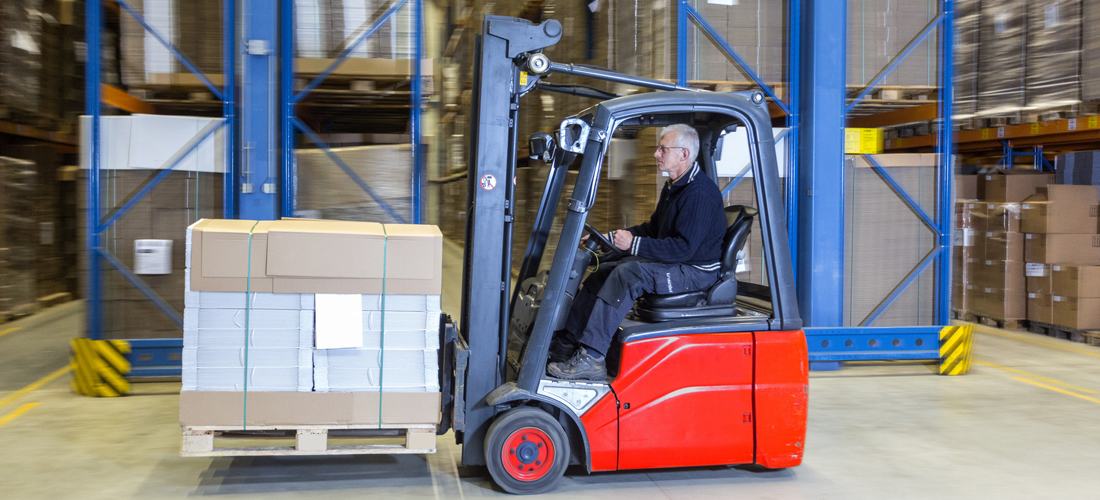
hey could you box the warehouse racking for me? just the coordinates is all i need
[82,0,972,372]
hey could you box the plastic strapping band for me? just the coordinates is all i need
[378,225,388,429]
[242,221,259,430]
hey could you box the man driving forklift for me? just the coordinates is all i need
[547,124,728,381]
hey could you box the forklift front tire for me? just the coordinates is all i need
[484,407,571,495]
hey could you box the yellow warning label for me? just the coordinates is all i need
[981,129,990,139]
[844,128,883,154]
[70,339,131,397]
[939,325,973,376]
[1031,123,1040,135]
[1089,116,1098,129]
[519,71,528,86]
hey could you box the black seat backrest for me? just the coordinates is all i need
[719,205,757,275]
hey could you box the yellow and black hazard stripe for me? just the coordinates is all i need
[939,324,973,376]
[70,338,131,397]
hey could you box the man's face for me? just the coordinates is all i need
[654,132,689,176]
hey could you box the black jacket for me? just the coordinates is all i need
[625,163,726,270]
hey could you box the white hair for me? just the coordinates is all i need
[659,124,700,166]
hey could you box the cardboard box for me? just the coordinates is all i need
[1027,292,1053,324]
[981,203,1022,233]
[1052,296,1100,330]
[979,170,1053,202]
[955,200,977,229]
[1051,265,1100,298]
[1024,234,1100,265]
[956,175,979,200]
[179,391,440,427]
[1026,263,1052,294]
[188,219,443,295]
[1020,185,1100,234]
[975,260,1025,290]
[973,287,1026,320]
[953,283,972,312]
[983,232,1024,262]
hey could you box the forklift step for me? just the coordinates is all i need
[971,314,1024,331]
[180,424,437,457]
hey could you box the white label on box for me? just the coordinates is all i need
[1027,234,1033,239]
[986,232,993,237]
[985,288,993,293]
[1029,293,1036,299]
[1054,296,1063,302]
[134,239,173,275]
[995,11,1008,33]
[1022,204,1031,209]
[986,260,993,266]
[1045,3,1059,29]
[39,222,54,245]
[1027,263,1048,277]
[316,294,364,349]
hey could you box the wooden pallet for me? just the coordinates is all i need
[971,314,1025,331]
[1027,321,1100,347]
[36,292,72,310]
[181,424,437,457]
[951,309,972,321]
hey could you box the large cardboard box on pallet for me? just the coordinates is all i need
[1051,265,1100,298]
[1024,234,1100,264]
[983,232,1025,262]
[1052,296,1100,330]
[188,219,442,295]
[1026,263,1053,294]
[1020,185,1100,234]
[975,259,1025,291]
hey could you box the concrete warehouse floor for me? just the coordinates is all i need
[1,242,1099,499]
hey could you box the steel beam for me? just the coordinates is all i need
[937,1,954,326]
[239,0,278,220]
[86,0,102,340]
[796,0,846,327]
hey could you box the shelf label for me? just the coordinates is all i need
[1090,116,1098,129]
[982,129,990,139]
[1031,123,1040,135]
[1069,118,1077,130]
[997,127,1005,138]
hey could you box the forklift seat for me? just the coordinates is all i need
[632,205,757,322]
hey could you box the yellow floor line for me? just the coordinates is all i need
[1012,377,1100,405]
[973,326,1100,358]
[0,327,20,339]
[975,360,1099,394]
[0,366,71,409]
[0,402,40,428]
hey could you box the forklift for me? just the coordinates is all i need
[435,16,808,494]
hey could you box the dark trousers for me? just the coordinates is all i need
[560,258,718,355]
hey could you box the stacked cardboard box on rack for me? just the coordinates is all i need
[181,218,442,427]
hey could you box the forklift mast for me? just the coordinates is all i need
[456,16,801,468]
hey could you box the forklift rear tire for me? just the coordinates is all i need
[484,407,571,495]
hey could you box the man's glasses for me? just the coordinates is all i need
[656,146,685,154]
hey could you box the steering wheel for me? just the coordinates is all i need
[583,224,625,260]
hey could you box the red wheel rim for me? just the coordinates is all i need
[501,427,556,481]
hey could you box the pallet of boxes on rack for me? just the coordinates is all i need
[0,144,75,310]
[1018,151,1100,345]
[180,219,443,455]
[0,158,39,321]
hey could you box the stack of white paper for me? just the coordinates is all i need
[313,294,441,393]
[182,226,315,392]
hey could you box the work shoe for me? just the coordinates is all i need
[548,333,577,364]
[547,347,607,381]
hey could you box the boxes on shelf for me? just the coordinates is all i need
[1025,0,1082,112]
[0,157,38,318]
[972,286,1026,320]
[1026,262,1053,295]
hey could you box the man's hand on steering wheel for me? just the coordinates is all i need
[611,229,633,251]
